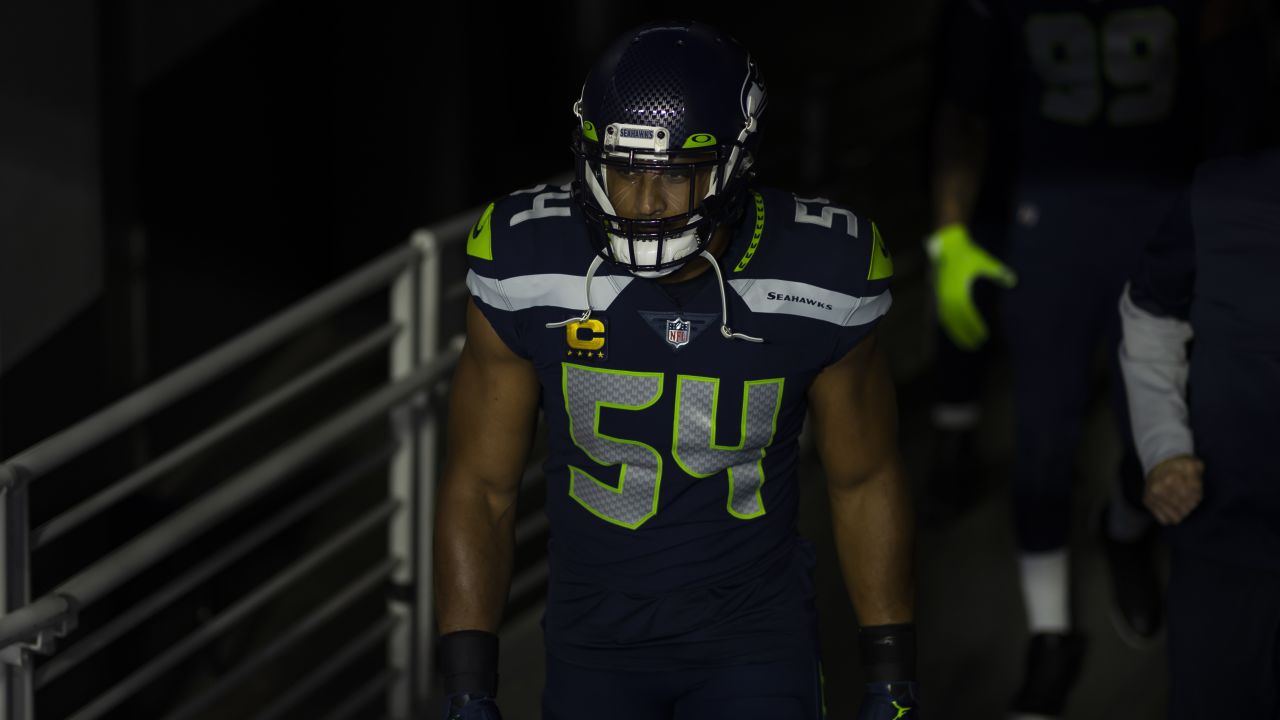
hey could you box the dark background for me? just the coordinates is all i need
[1,0,944,453]
[0,4,945,718]
[1,1,1276,719]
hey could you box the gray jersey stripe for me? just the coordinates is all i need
[728,278,891,327]
[466,270,634,312]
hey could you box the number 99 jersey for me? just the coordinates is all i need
[464,184,893,670]
[941,0,1203,184]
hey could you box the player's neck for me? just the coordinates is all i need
[657,227,730,284]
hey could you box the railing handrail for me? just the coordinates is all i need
[0,174,568,491]
[0,170,570,489]
[32,323,401,548]
[247,616,397,720]
[34,444,397,688]
[0,192,488,652]
[0,346,459,653]
[0,183,557,719]
[0,244,419,491]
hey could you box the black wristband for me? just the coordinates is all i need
[858,622,916,683]
[439,630,500,697]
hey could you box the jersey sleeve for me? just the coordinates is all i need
[464,197,534,360]
[730,191,894,368]
[824,219,894,366]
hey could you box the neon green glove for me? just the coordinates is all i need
[926,223,1017,351]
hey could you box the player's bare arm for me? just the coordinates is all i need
[434,299,541,634]
[808,328,914,626]
[931,102,988,229]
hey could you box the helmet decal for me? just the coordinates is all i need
[682,133,717,148]
[602,123,672,153]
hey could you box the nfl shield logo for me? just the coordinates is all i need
[666,318,691,349]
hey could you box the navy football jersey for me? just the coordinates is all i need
[942,0,1203,183]
[464,184,893,669]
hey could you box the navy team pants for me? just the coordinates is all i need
[1167,551,1280,718]
[542,654,825,719]
[1001,183,1174,552]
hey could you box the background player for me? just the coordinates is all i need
[926,0,1260,716]
[434,21,919,720]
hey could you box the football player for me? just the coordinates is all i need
[927,0,1259,716]
[1119,145,1280,718]
[434,21,919,720]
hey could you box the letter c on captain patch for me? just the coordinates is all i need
[566,319,606,351]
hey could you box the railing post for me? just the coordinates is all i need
[411,229,441,710]
[389,229,441,719]
[0,478,35,720]
[387,240,421,720]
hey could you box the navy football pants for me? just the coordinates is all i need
[1167,551,1280,718]
[1002,184,1174,551]
[542,654,825,719]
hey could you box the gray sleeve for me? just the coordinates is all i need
[1118,283,1194,476]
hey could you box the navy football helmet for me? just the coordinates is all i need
[571,21,767,277]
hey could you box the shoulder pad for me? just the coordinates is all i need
[752,189,893,294]
[725,188,892,333]
[465,182,589,280]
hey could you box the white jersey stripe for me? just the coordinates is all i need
[468,270,889,327]
[466,270,634,312]
[728,278,891,327]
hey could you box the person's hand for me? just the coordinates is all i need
[1143,454,1204,525]
[857,681,920,719]
[926,224,1017,350]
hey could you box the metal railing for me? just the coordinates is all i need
[0,198,493,719]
